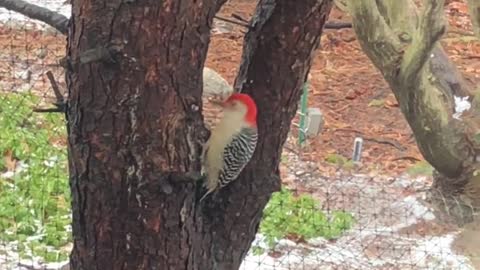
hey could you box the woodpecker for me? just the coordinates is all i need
[200,93,258,201]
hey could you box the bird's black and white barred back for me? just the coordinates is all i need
[218,127,258,187]
[199,93,258,201]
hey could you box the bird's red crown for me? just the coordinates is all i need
[224,93,257,126]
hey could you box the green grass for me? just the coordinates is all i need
[257,188,355,252]
[0,93,70,262]
[406,160,434,176]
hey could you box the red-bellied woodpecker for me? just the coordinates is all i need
[200,93,258,201]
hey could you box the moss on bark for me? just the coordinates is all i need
[348,0,480,225]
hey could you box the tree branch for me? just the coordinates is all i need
[324,21,352,29]
[32,71,66,113]
[400,0,446,85]
[467,0,480,39]
[347,0,402,74]
[215,14,351,30]
[210,0,334,268]
[0,0,68,34]
[46,70,64,104]
[214,15,251,28]
[376,0,471,99]
[349,0,478,218]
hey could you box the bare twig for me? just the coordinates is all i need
[217,13,351,30]
[324,21,352,29]
[231,13,250,23]
[400,0,446,85]
[364,136,406,151]
[0,0,69,34]
[334,128,406,151]
[46,71,64,104]
[214,15,251,29]
[390,155,421,162]
[33,71,66,113]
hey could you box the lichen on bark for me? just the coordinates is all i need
[348,0,480,225]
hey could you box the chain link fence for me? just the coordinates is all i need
[0,1,70,269]
[0,1,476,270]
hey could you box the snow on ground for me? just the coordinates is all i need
[0,240,68,270]
[239,151,474,270]
[241,233,472,270]
[3,140,471,269]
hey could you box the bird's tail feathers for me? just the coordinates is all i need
[199,188,214,202]
[195,174,215,202]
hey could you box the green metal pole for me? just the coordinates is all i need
[298,82,308,146]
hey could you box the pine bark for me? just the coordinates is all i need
[66,0,333,269]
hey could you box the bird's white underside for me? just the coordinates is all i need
[202,103,249,193]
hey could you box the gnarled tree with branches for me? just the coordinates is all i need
[347,0,480,225]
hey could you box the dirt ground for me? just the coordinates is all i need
[204,0,480,178]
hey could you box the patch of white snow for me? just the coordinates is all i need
[453,96,471,120]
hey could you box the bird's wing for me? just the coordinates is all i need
[218,128,258,187]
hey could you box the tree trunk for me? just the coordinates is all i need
[66,0,222,268]
[347,0,480,225]
[66,0,332,270]
[199,1,333,269]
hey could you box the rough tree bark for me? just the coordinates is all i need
[200,1,333,268]
[0,0,69,34]
[66,0,222,268]
[65,0,332,270]
[0,0,237,102]
[348,0,480,225]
